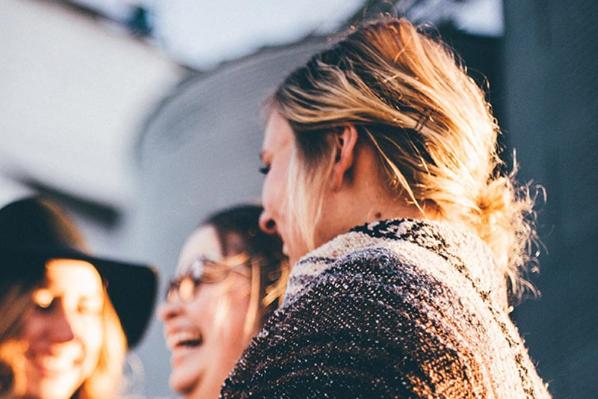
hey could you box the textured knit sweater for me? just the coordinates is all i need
[221,219,551,398]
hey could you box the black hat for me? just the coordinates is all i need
[0,197,158,348]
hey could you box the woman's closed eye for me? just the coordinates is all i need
[77,299,103,315]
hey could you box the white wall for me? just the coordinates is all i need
[0,0,182,208]
[0,1,182,396]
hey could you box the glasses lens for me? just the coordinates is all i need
[178,276,196,302]
[188,258,224,284]
[196,257,249,283]
[165,276,198,303]
[165,256,249,302]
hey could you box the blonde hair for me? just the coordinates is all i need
[77,289,127,399]
[271,17,538,300]
[244,255,289,338]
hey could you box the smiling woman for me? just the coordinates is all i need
[0,197,158,399]
[21,259,116,399]
[159,205,287,399]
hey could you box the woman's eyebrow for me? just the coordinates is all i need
[79,295,103,303]
[79,290,103,301]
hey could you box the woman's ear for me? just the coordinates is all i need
[331,125,359,190]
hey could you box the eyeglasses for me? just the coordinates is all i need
[164,255,250,303]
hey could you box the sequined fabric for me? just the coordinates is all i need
[221,219,551,398]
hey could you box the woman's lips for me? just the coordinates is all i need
[165,326,205,369]
[170,340,205,369]
[166,330,203,351]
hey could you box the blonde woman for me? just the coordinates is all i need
[221,17,551,398]
[0,197,158,399]
[160,205,287,399]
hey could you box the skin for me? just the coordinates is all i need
[20,259,104,399]
[259,110,422,266]
[159,226,253,399]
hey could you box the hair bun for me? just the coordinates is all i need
[477,176,512,227]
[474,168,539,301]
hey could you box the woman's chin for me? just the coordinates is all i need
[169,360,203,396]
[169,354,230,399]
[23,379,79,399]
[23,360,82,399]
[171,371,224,399]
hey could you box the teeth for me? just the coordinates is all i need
[167,331,202,349]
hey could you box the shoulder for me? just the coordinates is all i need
[221,247,479,398]
[309,245,454,308]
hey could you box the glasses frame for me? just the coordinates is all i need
[164,255,250,303]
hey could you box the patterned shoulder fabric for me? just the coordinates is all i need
[222,248,491,398]
[221,219,551,399]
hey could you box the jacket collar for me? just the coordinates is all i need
[284,218,507,309]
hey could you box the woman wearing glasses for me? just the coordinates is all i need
[159,205,287,399]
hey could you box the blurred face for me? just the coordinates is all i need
[259,110,308,266]
[21,259,104,399]
[159,226,253,399]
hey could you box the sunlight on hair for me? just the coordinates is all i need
[79,289,127,399]
[271,17,540,301]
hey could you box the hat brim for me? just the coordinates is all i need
[9,247,158,349]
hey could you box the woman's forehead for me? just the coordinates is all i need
[262,111,293,155]
[177,225,222,274]
[43,258,103,296]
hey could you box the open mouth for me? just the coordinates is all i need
[168,331,203,350]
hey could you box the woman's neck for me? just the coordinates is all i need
[316,186,425,247]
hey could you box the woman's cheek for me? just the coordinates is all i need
[213,282,250,335]
[76,317,103,378]
[263,177,280,216]
[186,286,222,333]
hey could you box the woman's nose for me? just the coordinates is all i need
[259,210,277,235]
[49,306,76,343]
[158,300,184,322]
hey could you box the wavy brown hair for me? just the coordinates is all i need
[270,17,538,301]
[0,286,34,398]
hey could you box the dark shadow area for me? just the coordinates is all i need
[504,1,598,397]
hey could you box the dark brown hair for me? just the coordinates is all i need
[203,204,288,323]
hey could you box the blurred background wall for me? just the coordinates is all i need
[503,1,598,397]
[1,0,596,397]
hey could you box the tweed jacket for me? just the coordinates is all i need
[220,219,551,398]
